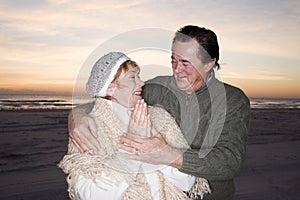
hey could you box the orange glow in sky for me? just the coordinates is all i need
[0,0,299,98]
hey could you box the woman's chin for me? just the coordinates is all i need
[129,96,142,107]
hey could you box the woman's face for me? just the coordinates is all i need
[110,66,144,108]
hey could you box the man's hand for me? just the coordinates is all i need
[68,108,100,153]
[118,133,183,169]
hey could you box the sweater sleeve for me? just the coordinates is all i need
[180,91,250,181]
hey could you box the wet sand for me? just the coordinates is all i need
[0,109,299,200]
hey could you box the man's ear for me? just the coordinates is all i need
[106,82,116,96]
[204,58,216,73]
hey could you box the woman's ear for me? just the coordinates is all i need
[204,58,216,72]
[106,82,117,96]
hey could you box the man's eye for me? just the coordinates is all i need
[182,62,191,67]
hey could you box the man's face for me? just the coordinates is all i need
[171,40,208,94]
[111,67,144,108]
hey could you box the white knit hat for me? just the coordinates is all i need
[86,52,130,97]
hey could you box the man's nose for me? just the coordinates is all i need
[173,62,183,73]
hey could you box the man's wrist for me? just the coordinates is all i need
[170,147,183,169]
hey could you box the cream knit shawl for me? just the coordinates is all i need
[58,98,210,199]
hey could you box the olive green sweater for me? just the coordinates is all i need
[142,74,250,200]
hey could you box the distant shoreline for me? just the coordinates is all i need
[0,108,72,111]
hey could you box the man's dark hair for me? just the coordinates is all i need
[173,25,220,69]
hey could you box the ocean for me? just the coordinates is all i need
[0,94,91,110]
[0,94,299,110]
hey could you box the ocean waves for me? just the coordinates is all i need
[0,99,73,110]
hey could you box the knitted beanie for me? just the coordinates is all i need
[86,52,130,97]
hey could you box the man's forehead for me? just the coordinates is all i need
[171,40,204,67]
[171,53,190,62]
[172,40,199,57]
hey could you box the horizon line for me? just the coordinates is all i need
[0,90,299,99]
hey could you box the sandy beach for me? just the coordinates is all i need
[0,108,299,200]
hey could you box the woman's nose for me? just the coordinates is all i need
[137,77,145,87]
[139,79,145,87]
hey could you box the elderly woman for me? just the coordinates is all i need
[59,52,210,200]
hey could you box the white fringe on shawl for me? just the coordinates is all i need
[58,98,211,199]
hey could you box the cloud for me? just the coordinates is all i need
[147,0,300,59]
[0,0,299,96]
[2,0,298,58]
[220,69,292,81]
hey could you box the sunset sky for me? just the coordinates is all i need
[0,0,299,98]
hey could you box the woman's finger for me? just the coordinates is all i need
[132,100,141,122]
[146,114,152,137]
[140,101,148,127]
